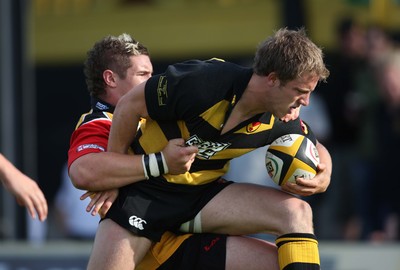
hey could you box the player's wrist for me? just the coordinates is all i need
[141,152,169,179]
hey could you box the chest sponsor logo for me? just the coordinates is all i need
[186,135,230,160]
[76,144,105,152]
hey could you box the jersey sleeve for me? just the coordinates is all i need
[67,119,111,169]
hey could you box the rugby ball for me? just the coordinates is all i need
[265,134,320,186]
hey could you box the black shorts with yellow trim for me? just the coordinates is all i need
[138,231,227,270]
[103,177,232,242]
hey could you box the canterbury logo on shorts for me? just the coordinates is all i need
[129,215,147,230]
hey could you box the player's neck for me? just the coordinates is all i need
[221,102,256,135]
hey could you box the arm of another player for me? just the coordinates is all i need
[108,82,148,154]
[69,152,146,191]
[282,141,332,196]
[70,138,197,192]
[0,153,48,221]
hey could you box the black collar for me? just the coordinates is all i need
[91,97,115,113]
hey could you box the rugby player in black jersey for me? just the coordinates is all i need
[69,33,282,269]
[99,28,332,270]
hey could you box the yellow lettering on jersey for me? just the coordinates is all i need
[157,76,168,106]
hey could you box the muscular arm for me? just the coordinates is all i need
[69,152,145,191]
[108,82,148,154]
[314,142,332,191]
[70,139,198,191]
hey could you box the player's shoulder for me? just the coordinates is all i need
[176,57,235,71]
[205,57,242,69]
[272,117,317,144]
[75,111,113,129]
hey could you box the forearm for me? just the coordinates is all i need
[69,152,146,191]
[70,137,198,191]
[108,93,143,154]
[0,154,19,188]
[316,142,332,176]
[315,141,332,192]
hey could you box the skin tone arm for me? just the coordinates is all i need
[70,138,198,192]
[70,152,147,191]
[0,153,48,221]
[107,81,148,154]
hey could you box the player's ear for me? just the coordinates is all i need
[103,69,117,87]
[266,72,279,87]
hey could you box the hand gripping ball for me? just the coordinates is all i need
[265,134,320,186]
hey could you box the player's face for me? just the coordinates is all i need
[275,72,319,119]
[117,54,153,96]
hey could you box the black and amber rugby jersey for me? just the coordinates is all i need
[131,58,316,185]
